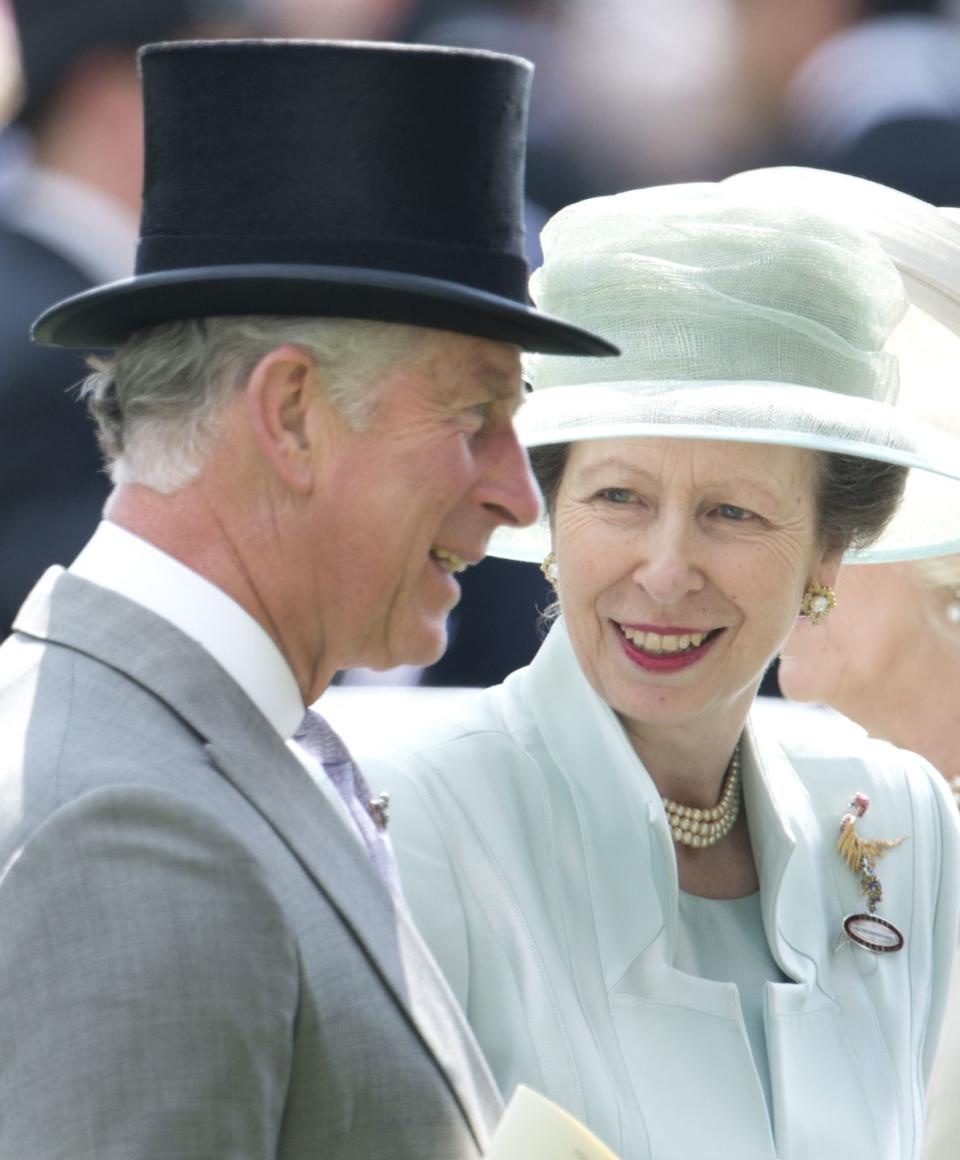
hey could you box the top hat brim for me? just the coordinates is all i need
[31,265,620,356]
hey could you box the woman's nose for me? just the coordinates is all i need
[630,519,705,606]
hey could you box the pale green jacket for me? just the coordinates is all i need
[364,619,960,1160]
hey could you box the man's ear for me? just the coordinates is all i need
[245,344,334,494]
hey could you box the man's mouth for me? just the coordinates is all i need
[617,624,719,656]
[430,547,469,574]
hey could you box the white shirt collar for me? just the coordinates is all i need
[787,16,960,156]
[2,163,137,283]
[70,521,305,740]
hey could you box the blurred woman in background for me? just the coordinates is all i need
[780,553,960,1160]
[780,555,960,805]
[769,178,960,1160]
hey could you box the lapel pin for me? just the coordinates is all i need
[836,793,905,954]
[368,792,390,832]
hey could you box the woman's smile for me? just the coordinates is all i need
[615,620,723,672]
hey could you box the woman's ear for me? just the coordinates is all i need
[815,546,843,590]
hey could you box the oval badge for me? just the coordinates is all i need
[842,913,905,954]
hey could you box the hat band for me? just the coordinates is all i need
[135,233,530,302]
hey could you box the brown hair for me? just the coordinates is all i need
[812,452,907,557]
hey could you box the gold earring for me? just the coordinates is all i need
[800,581,836,625]
[540,551,558,585]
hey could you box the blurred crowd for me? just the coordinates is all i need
[3,0,960,686]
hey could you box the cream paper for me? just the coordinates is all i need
[486,1085,621,1160]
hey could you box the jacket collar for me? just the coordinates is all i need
[521,619,839,997]
[14,567,500,1147]
[70,520,304,739]
[740,721,839,991]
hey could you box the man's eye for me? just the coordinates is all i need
[716,503,752,521]
[460,402,489,428]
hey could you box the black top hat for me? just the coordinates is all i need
[33,40,617,357]
[10,0,262,121]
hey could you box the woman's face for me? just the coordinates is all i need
[552,436,838,737]
[778,562,920,712]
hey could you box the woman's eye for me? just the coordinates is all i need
[599,487,635,504]
[716,503,753,521]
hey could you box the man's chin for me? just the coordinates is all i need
[402,624,449,671]
[361,620,449,675]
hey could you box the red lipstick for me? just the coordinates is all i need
[615,622,720,674]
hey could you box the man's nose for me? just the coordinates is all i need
[478,423,542,529]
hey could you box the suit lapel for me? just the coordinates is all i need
[205,734,500,1144]
[16,568,500,1147]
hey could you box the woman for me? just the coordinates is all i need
[361,174,960,1160]
[779,555,960,1160]
[779,555,960,805]
[765,174,960,1160]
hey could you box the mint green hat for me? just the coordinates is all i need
[492,168,960,565]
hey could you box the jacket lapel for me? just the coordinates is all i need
[16,568,500,1147]
[205,734,501,1145]
[744,712,881,997]
[522,620,669,984]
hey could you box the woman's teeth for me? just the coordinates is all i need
[431,547,468,574]
[620,626,708,654]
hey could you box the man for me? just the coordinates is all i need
[733,0,960,204]
[0,0,269,634]
[0,39,614,1159]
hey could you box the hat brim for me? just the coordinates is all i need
[30,264,619,356]
[488,379,960,565]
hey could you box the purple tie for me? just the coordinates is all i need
[293,709,403,897]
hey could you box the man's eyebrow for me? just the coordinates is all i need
[479,366,525,405]
[436,360,524,411]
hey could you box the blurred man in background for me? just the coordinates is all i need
[0,0,270,634]
[733,0,960,201]
[271,0,417,38]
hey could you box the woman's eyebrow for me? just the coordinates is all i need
[572,458,790,505]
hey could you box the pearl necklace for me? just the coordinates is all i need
[662,743,742,849]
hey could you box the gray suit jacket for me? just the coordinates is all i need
[0,568,502,1159]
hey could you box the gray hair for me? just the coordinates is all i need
[82,316,429,493]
